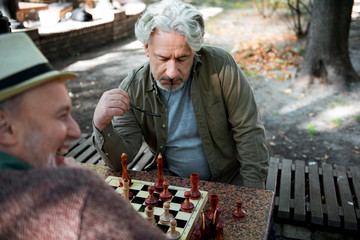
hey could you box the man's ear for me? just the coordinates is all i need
[0,111,17,146]
[144,42,150,57]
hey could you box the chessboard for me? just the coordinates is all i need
[105,176,209,240]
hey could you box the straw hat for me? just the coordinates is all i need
[0,32,77,102]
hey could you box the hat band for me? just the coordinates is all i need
[0,63,54,90]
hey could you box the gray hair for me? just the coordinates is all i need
[135,0,205,51]
[0,94,23,115]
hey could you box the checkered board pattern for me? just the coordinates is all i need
[105,176,208,240]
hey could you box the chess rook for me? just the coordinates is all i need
[190,173,201,200]
[207,194,219,222]
[154,153,164,193]
[119,153,131,187]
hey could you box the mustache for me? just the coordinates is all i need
[158,77,183,82]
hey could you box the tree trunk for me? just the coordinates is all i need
[298,0,359,89]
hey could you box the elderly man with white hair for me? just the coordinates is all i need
[93,0,269,190]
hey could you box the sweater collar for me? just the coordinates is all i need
[0,152,32,170]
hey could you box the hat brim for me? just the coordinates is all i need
[0,70,77,102]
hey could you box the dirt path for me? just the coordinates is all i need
[56,7,360,168]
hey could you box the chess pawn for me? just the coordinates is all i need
[232,199,246,219]
[121,178,133,201]
[189,173,201,200]
[206,194,219,222]
[216,220,224,240]
[160,181,173,201]
[145,185,158,206]
[159,201,174,225]
[119,153,131,187]
[181,191,194,212]
[165,219,180,240]
[145,205,156,225]
[154,153,164,193]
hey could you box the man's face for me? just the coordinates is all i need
[145,29,196,91]
[14,81,81,168]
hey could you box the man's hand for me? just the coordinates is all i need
[93,89,130,131]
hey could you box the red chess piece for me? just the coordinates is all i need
[145,185,158,206]
[192,225,202,240]
[232,199,246,219]
[119,153,131,187]
[206,194,219,222]
[181,191,194,212]
[154,153,164,193]
[160,181,172,201]
[190,172,201,200]
[216,220,224,240]
[199,211,211,237]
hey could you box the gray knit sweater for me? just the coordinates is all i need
[0,167,166,240]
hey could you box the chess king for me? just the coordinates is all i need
[93,0,269,189]
[0,33,166,240]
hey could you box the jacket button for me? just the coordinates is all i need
[160,146,164,149]
[162,124,166,128]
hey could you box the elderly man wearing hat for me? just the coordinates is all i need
[0,33,166,240]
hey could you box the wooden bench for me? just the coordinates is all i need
[65,133,154,171]
[66,134,360,231]
[266,157,360,231]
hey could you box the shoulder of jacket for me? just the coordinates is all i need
[200,45,231,58]
[120,62,150,89]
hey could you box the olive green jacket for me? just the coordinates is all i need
[93,46,269,189]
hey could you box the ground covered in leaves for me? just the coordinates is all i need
[57,8,360,168]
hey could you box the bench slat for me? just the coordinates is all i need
[266,157,279,192]
[131,147,154,171]
[74,145,97,163]
[335,165,357,230]
[349,166,360,221]
[85,152,102,165]
[66,136,93,158]
[322,163,340,227]
[294,160,306,222]
[278,158,292,219]
[308,162,323,225]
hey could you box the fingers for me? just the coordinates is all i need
[93,89,130,130]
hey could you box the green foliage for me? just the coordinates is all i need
[328,98,349,109]
[334,98,347,105]
[244,69,259,78]
[307,123,317,135]
[355,116,360,122]
[330,119,341,127]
